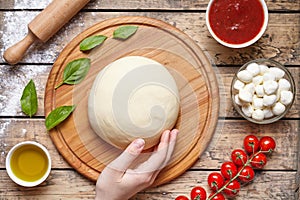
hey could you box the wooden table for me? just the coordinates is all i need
[0,0,299,199]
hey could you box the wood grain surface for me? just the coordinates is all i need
[0,0,299,199]
[0,13,299,65]
[0,65,298,118]
[1,0,299,11]
[0,170,297,199]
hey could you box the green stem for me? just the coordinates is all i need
[55,82,64,90]
[207,151,262,200]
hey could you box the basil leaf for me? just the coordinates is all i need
[113,25,138,39]
[80,35,107,51]
[55,58,91,89]
[20,79,38,117]
[45,105,76,131]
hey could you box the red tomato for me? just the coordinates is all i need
[208,192,226,200]
[238,166,255,183]
[220,161,238,179]
[223,180,240,197]
[231,149,248,166]
[207,172,224,191]
[244,135,260,154]
[259,136,276,153]
[190,186,207,200]
[175,195,189,200]
[251,153,267,168]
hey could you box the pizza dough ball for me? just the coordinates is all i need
[88,56,180,149]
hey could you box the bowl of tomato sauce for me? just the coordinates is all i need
[206,0,268,48]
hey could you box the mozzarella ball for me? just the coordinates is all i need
[233,80,245,91]
[263,72,276,82]
[278,78,291,91]
[269,67,285,80]
[237,70,253,83]
[244,83,255,95]
[263,80,278,95]
[259,64,269,75]
[234,94,243,106]
[252,109,264,121]
[263,108,274,118]
[255,85,265,97]
[252,75,263,85]
[280,90,293,105]
[242,104,253,117]
[246,62,260,76]
[263,95,277,107]
[252,97,264,109]
[272,102,286,115]
[239,89,253,103]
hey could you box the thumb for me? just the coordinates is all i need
[108,139,145,172]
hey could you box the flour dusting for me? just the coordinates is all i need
[13,0,50,9]
[0,65,50,116]
[0,121,10,163]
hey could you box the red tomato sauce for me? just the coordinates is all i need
[208,0,265,44]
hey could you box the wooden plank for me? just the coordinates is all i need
[0,170,297,199]
[0,0,299,11]
[1,65,298,118]
[0,119,298,170]
[0,12,299,65]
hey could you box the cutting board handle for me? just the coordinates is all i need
[3,31,37,65]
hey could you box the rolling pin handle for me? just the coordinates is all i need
[3,30,37,65]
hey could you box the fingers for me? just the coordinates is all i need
[163,129,178,166]
[135,129,178,173]
[107,138,145,173]
[150,129,178,180]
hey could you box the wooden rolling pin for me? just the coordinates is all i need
[3,0,90,65]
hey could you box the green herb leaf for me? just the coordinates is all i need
[113,25,138,39]
[55,58,91,89]
[80,35,107,51]
[20,79,38,117]
[45,105,76,131]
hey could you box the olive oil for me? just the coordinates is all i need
[10,144,48,182]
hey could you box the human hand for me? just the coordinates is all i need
[95,129,179,200]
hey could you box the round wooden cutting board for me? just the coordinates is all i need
[44,16,219,186]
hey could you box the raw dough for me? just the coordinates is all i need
[88,56,180,149]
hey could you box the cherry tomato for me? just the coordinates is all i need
[251,152,267,168]
[175,195,189,200]
[208,192,226,200]
[223,180,240,197]
[207,172,224,191]
[238,166,255,183]
[244,135,260,154]
[259,136,276,153]
[190,186,206,200]
[220,161,238,179]
[231,149,248,166]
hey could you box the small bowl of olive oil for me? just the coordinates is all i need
[6,141,51,187]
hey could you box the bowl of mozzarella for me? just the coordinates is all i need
[231,59,295,124]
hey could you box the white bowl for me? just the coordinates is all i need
[206,0,268,48]
[6,141,51,187]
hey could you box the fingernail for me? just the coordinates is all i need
[132,139,145,152]
[170,129,179,141]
